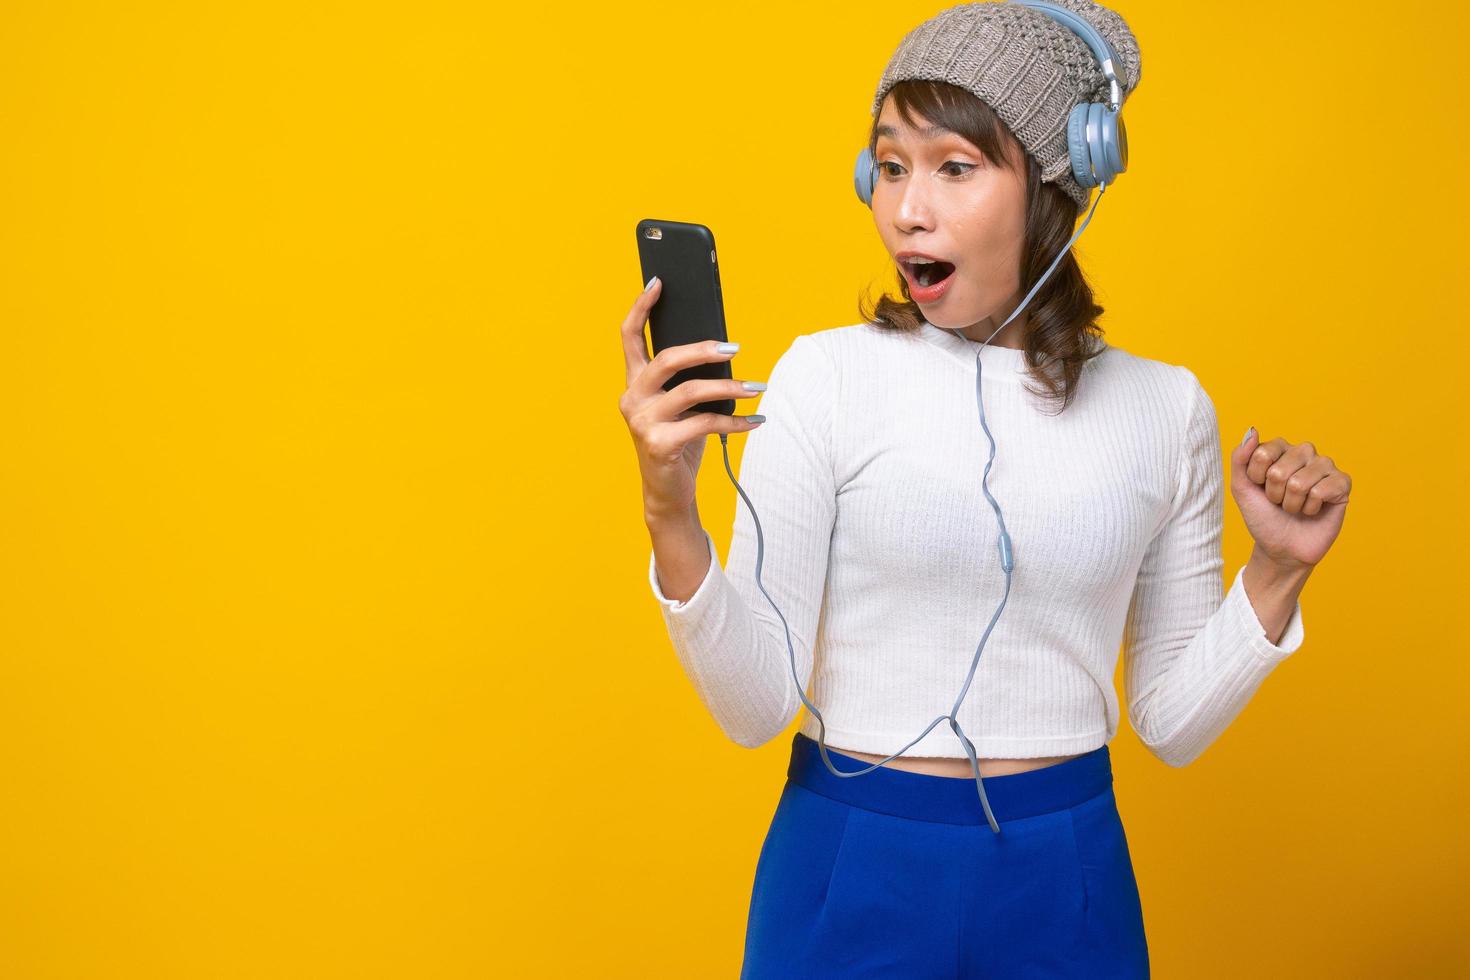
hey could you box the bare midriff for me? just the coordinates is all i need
[830,746,1086,779]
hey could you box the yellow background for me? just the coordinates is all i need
[2,1,1466,976]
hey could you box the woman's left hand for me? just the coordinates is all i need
[1230,428,1351,569]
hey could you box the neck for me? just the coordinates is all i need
[950,305,1028,349]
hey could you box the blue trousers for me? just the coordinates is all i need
[741,732,1150,979]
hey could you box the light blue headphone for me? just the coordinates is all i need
[715,0,1128,835]
[853,0,1129,208]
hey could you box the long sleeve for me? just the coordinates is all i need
[646,335,838,749]
[1122,368,1305,767]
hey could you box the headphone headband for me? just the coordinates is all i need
[1012,1,1125,111]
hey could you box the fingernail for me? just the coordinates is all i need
[644,275,658,292]
[746,415,765,425]
[1240,426,1255,447]
[717,342,739,354]
[741,381,767,391]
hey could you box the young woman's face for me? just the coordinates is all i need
[871,96,1030,346]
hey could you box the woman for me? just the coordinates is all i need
[618,1,1350,976]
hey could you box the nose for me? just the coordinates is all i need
[892,173,936,233]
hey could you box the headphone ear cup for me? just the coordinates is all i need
[1085,102,1113,185]
[1102,110,1127,180]
[854,146,877,208]
[1067,103,1096,188]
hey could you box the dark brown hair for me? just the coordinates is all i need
[858,80,1107,413]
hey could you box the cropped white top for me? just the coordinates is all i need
[648,320,1304,765]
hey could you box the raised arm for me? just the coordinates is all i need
[1123,368,1305,767]
[647,335,839,748]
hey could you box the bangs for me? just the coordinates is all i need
[871,80,1022,173]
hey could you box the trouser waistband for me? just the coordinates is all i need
[787,731,1113,826]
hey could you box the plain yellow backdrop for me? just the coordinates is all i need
[1,0,1466,976]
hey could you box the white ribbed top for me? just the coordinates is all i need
[647,320,1304,766]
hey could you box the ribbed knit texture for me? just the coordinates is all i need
[647,321,1304,767]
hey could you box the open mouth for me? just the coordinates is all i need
[903,259,957,289]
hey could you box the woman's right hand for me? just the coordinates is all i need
[619,277,767,524]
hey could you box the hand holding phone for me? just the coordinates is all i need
[619,220,767,522]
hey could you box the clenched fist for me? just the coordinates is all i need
[1231,427,1351,570]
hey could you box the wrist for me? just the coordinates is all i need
[644,502,699,533]
[1245,546,1314,591]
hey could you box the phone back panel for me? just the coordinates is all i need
[635,218,734,416]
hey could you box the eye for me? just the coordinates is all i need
[876,160,977,180]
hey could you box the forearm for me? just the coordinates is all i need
[645,503,711,603]
[1241,547,1313,646]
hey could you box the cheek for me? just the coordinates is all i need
[953,210,1024,279]
[954,234,1014,286]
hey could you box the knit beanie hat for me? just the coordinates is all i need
[870,0,1143,212]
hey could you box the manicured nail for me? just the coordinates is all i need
[1240,426,1255,447]
[746,415,765,425]
[717,342,739,354]
[741,381,767,391]
[644,275,658,292]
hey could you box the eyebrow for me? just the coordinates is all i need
[874,123,958,142]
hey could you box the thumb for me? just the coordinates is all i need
[1230,426,1257,491]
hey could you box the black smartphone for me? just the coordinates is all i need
[635,218,734,417]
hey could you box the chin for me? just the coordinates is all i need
[910,286,979,327]
[915,305,978,330]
